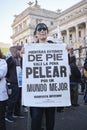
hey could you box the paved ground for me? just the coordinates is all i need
[6,93,87,130]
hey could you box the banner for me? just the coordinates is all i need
[16,66,22,87]
[22,43,71,107]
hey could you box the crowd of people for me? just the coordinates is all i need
[0,23,87,130]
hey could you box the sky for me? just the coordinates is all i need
[0,0,82,44]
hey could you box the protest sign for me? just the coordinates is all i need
[22,43,71,107]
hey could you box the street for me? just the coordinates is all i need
[6,93,87,130]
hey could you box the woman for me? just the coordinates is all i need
[30,23,55,130]
[0,49,8,130]
[70,55,81,106]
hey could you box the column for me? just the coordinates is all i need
[84,22,87,46]
[66,29,69,44]
[75,25,78,42]
[85,22,87,38]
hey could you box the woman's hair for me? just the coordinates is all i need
[33,30,36,36]
[35,23,48,33]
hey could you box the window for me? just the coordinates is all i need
[79,31,81,37]
[36,19,39,24]
[14,27,18,34]
[56,33,58,38]
[63,37,65,42]
[70,34,72,40]
[21,41,23,46]
[26,39,27,43]
[19,24,22,31]
[23,20,27,28]
[51,21,53,25]
[17,43,19,46]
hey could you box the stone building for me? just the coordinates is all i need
[11,0,87,65]
[11,0,58,45]
[58,0,87,48]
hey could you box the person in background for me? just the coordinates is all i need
[18,47,29,113]
[0,49,8,130]
[83,55,87,104]
[13,50,24,118]
[29,23,55,130]
[70,55,81,106]
[80,66,85,93]
[5,51,24,123]
[5,53,19,123]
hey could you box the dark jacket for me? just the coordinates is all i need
[84,57,87,71]
[6,56,18,84]
[70,56,81,84]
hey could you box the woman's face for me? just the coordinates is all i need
[36,24,48,42]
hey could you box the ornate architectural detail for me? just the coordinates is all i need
[35,0,38,6]
[28,1,34,7]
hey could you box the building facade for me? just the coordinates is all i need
[11,1,58,45]
[11,0,87,65]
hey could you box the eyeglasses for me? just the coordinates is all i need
[37,26,47,32]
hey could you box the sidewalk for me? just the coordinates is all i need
[6,94,87,130]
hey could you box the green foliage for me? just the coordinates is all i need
[1,48,10,54]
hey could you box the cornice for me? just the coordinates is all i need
[59,11,87,26]
[12,7,58,26]
[59,0,86,17]
[58,1,87,25]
